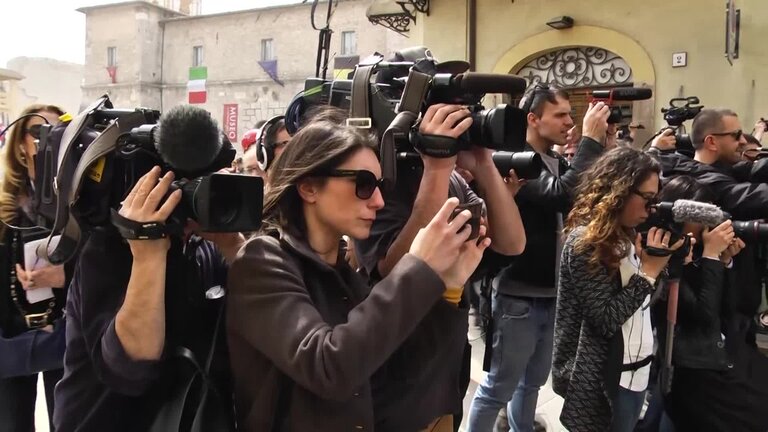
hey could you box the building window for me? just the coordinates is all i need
[341,31,357,56]
[261,39,275,61]
[107,46,118,67]
[193,45,204,67]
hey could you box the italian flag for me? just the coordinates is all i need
[188,66,207,104]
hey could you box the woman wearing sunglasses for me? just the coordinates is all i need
[552,148,684,432]
[0,103,70,431]
[227,121,491,431]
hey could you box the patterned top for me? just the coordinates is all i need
[552,227,654,432]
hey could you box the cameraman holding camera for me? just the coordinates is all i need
[353,102,526,431]
[650,109,766,327]
[53,166,244,432]
[468,85,611,432]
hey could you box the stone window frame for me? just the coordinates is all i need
[341,31,357,56]
[261,39,275,62]
[193,45,204,67]
[107,46,118,67]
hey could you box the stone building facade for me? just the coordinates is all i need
[79,0,407,150]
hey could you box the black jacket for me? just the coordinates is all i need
[655,151,768,220]
[656,258,731,371]
[492,137,604,293]
[650,152,765,318]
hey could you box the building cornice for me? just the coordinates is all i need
[77,1,185,16]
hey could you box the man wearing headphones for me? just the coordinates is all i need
[254,115,290,173]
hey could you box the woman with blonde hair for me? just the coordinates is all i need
[553,147,683,432]
[0,103,71,431]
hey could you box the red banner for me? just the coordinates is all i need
[223,104,238,142]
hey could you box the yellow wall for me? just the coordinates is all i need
[418,0,768,136]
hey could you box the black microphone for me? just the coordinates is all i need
[154,105,223,173]
[655,200,730,227]
[451,73,528,95]
[592,88,653,101]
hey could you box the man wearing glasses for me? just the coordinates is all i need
[654,110,766,408]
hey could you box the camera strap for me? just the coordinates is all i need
[409,131,461,158]
[110,209,182,240]
[41,105,148,264]
[347,65,375,129]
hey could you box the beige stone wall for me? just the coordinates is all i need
[417,0,768,136]
[7,57,83,115]
[81,0,409,150]
[81,2,178,108]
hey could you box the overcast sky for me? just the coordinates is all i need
[0,0,304,67]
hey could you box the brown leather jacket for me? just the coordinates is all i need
[226,232,464,431]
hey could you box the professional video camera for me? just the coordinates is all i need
[284,47,542,185]
[661,96,703,155]
[646,199,768,244]
[32,96,263,264]
[590,87,653,124]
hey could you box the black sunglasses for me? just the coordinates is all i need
[710,129,743,140]
[24,124,43,140]
[321,169,385,200]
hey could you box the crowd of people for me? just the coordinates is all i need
[0,54,767,432]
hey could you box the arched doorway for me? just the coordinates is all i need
[514,47,634,127]
[492,26,656,144]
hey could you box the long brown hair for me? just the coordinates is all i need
[263,121,378,238]
[0,104,64,235]
[565,147,660,273]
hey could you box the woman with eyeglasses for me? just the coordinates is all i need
[552,147,684,432]
[226,121,491,431]
[0,104,70,431]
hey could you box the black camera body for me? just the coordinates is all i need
[32,96,263,264]
[284,49,540,185]
[661,97,703,157]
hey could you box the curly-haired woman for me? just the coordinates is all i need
[552,147,683,432]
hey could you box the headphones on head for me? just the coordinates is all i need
[255,114,286,171]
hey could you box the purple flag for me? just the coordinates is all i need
[258,60,284,86]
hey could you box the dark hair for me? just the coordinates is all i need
[254,119,267,129]
[265,118,287,145]
[300,105,349,128]
[566,147,661,273]
[659,175,715,204]
[519,83,570,117]
[691,108,738,149]
[263,121,378,238]
[744,133,761,146]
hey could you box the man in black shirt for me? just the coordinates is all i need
[468,85,610,432]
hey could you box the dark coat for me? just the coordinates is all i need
[661,258,731,370]
[226,232,466,432]
[552,227,654,432]
[492,137,604,292]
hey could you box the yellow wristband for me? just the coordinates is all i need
[443,286,463,305]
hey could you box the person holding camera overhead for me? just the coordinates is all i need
[553,147,682,432]
[653,176,768,432]
[468,85,610,432]
[0,103,70,432]
[225,120,492,432]
[54,106,245,432]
